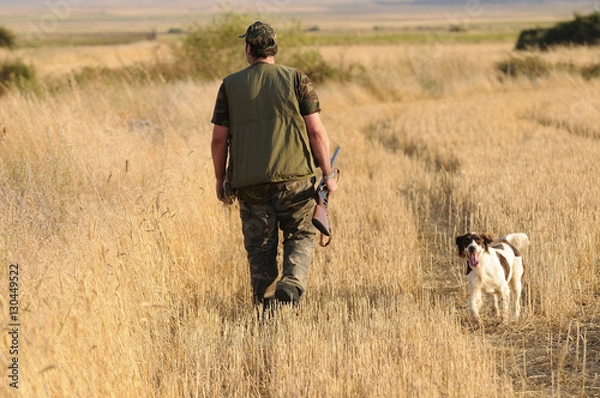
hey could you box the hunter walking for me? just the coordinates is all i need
[211,21,337,309]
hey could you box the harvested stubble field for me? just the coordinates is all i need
[1,21,600,398]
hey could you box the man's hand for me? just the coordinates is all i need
[216,178,235,205]
[216,179,227,204]
[324,172,338,194]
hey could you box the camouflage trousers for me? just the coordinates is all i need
[237,177,317,304]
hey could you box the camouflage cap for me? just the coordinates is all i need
[239,21,277,49]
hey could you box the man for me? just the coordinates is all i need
[211,21,337,309]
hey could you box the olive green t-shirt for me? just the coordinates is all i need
[211,63,321,189]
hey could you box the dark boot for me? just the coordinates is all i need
[274,283,301,305]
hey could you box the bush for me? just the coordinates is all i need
[496,55,551,79]
[175,13,250,80]
[515,28,547,50]
[581,63,600,80]
[0,59,37,95]
[516,12,600,50]
[282,50,336,84]
[173,13,337,83]
[0,26,16,49]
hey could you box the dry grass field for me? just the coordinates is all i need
[1,9,600,397]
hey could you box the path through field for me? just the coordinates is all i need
[322,83,600,396]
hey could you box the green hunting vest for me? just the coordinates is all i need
[223,62,315,189]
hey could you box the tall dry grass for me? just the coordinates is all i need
[0,42,599,397]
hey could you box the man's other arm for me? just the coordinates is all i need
[304,113,337,194]
[211,124,230,203]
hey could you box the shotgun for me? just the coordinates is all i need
[312,146,340,247]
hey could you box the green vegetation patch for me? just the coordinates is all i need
[516,12,600,50]
[496,55,552,79]
[0,58,37,95]
[496,55,600,81]
[582,63,600,80]
[0,26,16,49]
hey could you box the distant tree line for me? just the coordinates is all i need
[516,12,600,50]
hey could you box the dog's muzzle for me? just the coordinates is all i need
[467,247,480,267]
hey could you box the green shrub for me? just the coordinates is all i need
[282,50,336,84]
[0,26,16,49]
[173,13,338,83]
[0,59,37,95]
[175,13,250,80]
[581,63,600,80]
[516,12,600,50]
[515,28,547,50]
[496,55,551,79]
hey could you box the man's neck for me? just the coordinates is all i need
[251,56,275,65]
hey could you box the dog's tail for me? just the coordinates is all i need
[501,233,530,253]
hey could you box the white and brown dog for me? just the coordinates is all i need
[455,232,530,326]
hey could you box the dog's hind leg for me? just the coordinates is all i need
[498,285,510,323]
[492,294,500,318]
[513,283,522,319]
[510,259,524,319]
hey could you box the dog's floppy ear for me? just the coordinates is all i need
[455,235,466,257]
[482,233,493,249]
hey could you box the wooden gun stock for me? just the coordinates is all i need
[312,146,340,247]
[312,189,331,236]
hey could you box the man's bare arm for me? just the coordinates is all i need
[304,112,337,194]
[211,124,230,202]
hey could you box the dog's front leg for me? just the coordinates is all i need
[469,288,483,328]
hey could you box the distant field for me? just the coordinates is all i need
[0,3,590,47]
[2,6,560,78]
